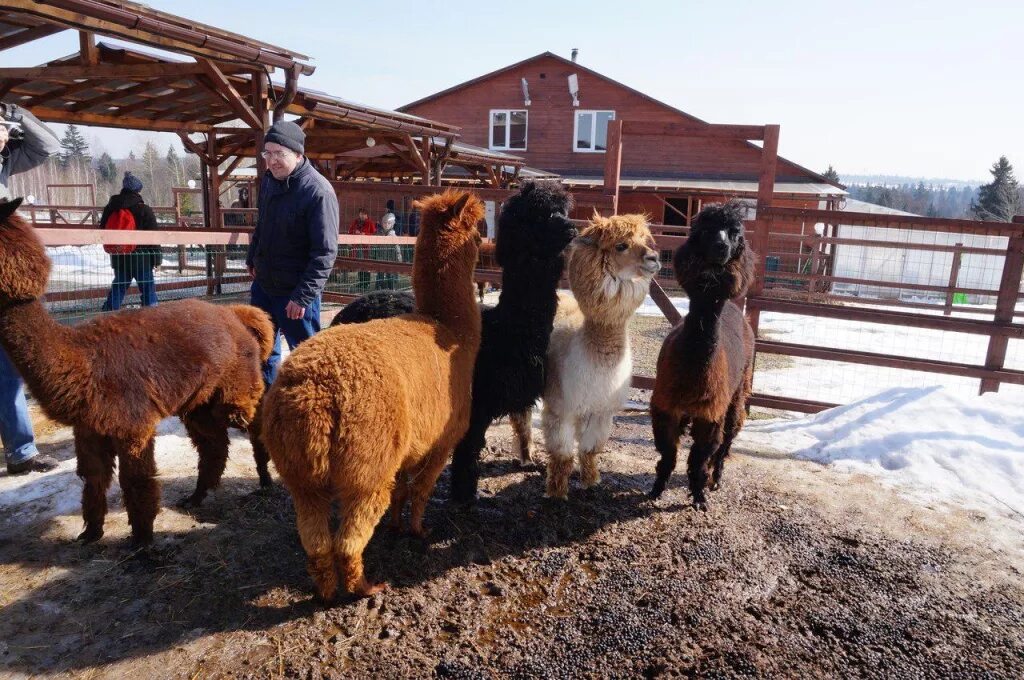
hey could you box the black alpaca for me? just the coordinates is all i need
[649,201,755,509]
[330,290,415,326]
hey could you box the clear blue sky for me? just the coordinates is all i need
[5,0,1021,182]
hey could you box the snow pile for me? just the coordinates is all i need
[741,385,1024,515]
[47,244,109,276]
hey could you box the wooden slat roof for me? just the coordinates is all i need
[0,0,313,74]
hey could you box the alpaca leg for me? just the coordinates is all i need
[510,409,533,465]
[116,435,159,545]
[710,391,748,491]
[180,406,230,508]
[542,408,575,500]
[291,490,338,602]
[687,420,723,511]
[75,427,114,543]
[388,470,410,531]
[449,414,490,505]
[408,446,454,538]
[650,406,685,499]
[335,486,392,597]
[577,411,613,489]
[248,405,273,488]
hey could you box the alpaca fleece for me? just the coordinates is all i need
[259,190,483,601]
[0,198,273,545]
[329,290,416,326]
[516,213,660,499]
[447,181,577,504]
[650,201,755,508]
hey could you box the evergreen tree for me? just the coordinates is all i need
[95,152,117,184]
[58,124,90,167]
[140,141,162,201]
[822,165,841,184]
[972,156,1021,222]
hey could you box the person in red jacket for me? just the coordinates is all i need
[349,207,376,291]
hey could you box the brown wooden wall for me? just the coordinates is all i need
[403,55,820,182]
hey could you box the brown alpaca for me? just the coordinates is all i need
[260,190,483,600]
[650,202,755,509]
[0,198,273,545]
[516,213,661,499]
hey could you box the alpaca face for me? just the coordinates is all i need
[0,198,52,305]
[414,190,485,253]
[495,181,578,269]
[674,201,755,300]
[569,213,660,321]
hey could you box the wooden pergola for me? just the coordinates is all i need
[1,1,529,228]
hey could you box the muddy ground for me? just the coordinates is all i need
[1,404,1022,679]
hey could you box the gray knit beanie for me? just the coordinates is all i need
[264,120,305,154]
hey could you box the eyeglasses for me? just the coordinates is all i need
[261,149,295,160]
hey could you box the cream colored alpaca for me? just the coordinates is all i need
[517,213,660,499]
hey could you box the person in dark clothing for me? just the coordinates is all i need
[246,120,339,386]
[100,172,162,311]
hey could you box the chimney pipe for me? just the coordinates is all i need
[571,48,578,63]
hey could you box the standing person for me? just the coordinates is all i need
[100,171,162,311]
[348,207,376,291]
[0,101,61,473]
[246,120,339,386]
[376,199,401,290]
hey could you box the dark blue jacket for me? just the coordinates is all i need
[246,159,339,306]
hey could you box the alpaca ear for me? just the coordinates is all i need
[448,192,473,218]
[0,198,24,224]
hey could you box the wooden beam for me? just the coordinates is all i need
[78,31,98,65]
[756,124,780,213]
[218,155,245,183]
[0,80,21,100]
[621,121,767,140]
[30,105,212,132]
[197,59,263,130]
[421,136,432,185]
[981,229,1024,393]
[0,63,207,80]
[603,118,624,213]
[402,134,429,175]
[66,76,185,112]
[0,24,64,50]
[177,132,213,164]
[208,132,222,230]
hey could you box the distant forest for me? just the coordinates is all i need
[844,182,979,218]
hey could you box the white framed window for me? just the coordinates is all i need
[489,109,527,150]
[574,110,615,152]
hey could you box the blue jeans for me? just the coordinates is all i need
[250,280,322,387]
[0,348,38,466]
[102,255,157,311]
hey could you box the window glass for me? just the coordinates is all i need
[509,110,527,149]
[491,111,507,148]
[595,111,615,151]
[576,112,593,150]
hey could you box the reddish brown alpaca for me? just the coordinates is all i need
[0,198,274,545]
[260,190,483,601]
[650,202,755,508]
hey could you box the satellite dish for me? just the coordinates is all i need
[521,78,531,107]
[567,74,580,107]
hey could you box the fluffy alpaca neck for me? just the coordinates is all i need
[582,317,629,365]
[680,294,727,368]
[414,239,481,344]
[0,300,89,423]
[496,259,561,319]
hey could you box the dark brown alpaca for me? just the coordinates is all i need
[650,202,755,509]
[260,190,483,601]
[0,198,274,545]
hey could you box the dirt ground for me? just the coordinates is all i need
[1,404,1022,679]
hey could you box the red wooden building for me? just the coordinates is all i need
[400,51,844,230]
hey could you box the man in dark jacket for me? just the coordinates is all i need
[100,171,162,311]
[246,120,339,386]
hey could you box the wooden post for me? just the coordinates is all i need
[980,219,1024,393]
[78,31,98,65]
[746,124,779,339]
[251,69,270,199]
[603,119,624,214]
[421,136,432,186]
[206,132,224,295]
[943,243,964,316]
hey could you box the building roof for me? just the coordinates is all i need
[841,198,918,217]
[0,0,313,74]
[562,176,845,198]
[399,51,843,191]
